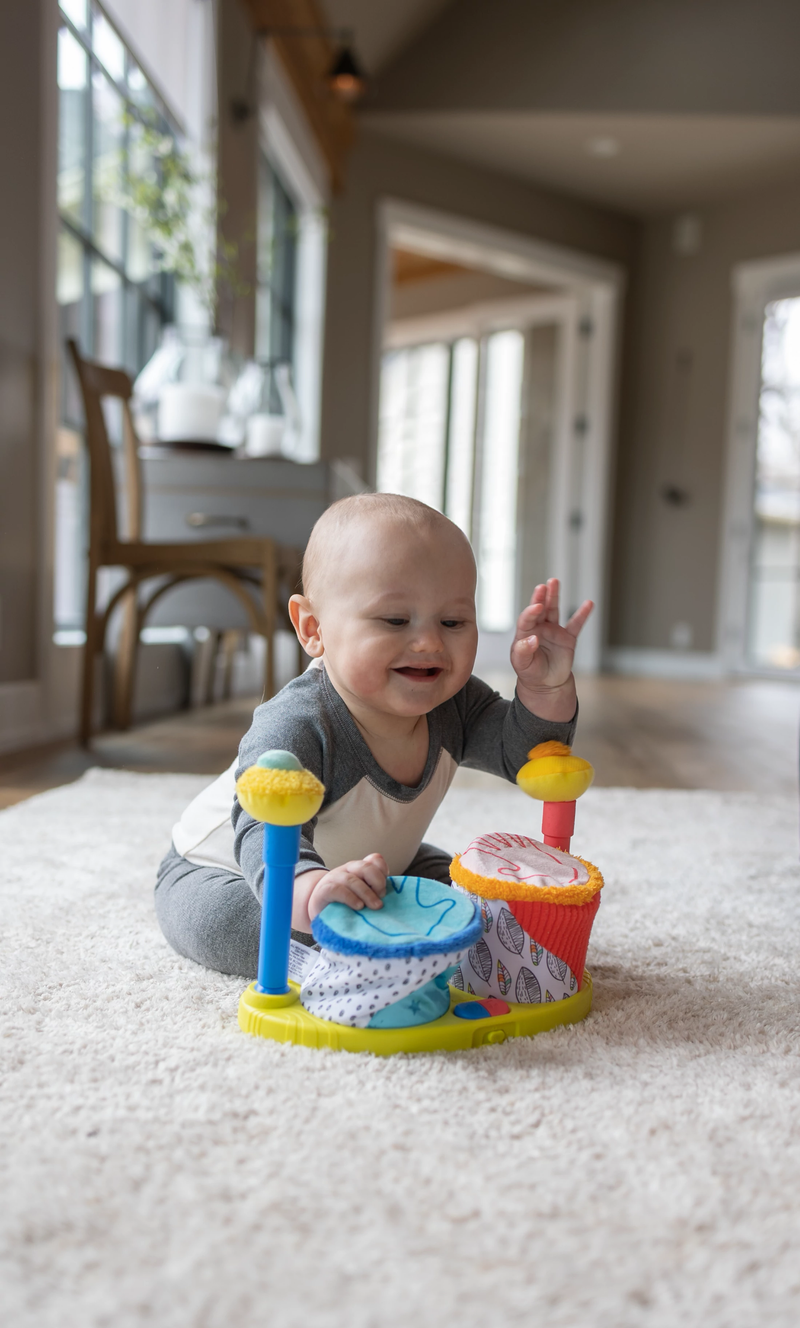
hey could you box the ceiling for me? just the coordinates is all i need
[315,3,800,216]
[392,249,467,286]
[318,0,454,77]
[362,112,800,215]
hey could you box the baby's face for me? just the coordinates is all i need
[314,518,478,720]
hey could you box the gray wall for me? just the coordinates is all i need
[320,127,636,481]
[611,178,800,653]
[0,0,44,684]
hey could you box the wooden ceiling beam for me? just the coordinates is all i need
[240,0,356,192]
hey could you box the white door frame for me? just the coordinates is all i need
[718,251,800,674]
[259,45,330,463]
[372,198,625,673]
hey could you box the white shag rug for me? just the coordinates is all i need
[1,770,800,1328]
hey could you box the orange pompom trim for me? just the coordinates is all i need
[449,851,603,906]
[527,740,572,759]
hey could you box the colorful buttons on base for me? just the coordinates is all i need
[453,997,511,1020]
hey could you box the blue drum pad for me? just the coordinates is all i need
[302,876,481,1029]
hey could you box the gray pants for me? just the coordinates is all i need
[154,841,454,979]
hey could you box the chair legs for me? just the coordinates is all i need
[218,630,241,701]
[262,548,278,701]
[80,560,100,747]
[112,587,139,730]
[80,553,283,740]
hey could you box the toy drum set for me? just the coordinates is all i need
[236,742,602,1055]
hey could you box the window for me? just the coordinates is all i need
[377,343,451,510]
[377,331,525,632]
[56,0,177,627]
[256,155,299,407]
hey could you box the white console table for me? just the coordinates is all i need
[133,452,364,630]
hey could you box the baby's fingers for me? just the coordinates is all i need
[360,853,388,895]
[511,633,539,665]
[565,599,594,638]
[335,871,385,910]
[336,885,380,911]
[517,601,545,633]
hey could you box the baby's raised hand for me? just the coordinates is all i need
[511,579,593,716]
[306,853,388,921]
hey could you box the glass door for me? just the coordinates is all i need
[747,297,800,670]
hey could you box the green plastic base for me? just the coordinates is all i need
[238,972,593,1055]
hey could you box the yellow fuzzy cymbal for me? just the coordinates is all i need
[516,741,594,803]
[236,764,325,826]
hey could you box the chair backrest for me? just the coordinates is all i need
[66,339,142,556]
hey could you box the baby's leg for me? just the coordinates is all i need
[154,844,315,978]
[404,841,453,885]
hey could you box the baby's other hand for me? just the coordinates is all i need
[307,853,388,920]
[512,578,593,692]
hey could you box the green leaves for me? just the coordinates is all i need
[120,110,249,323]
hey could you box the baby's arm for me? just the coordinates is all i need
[292,853,387,932]
[232,680,332,907]
[457,578,591,781]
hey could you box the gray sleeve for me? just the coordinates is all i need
[231,681,328,902]
[450,674,578,783]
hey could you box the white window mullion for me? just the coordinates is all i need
[475,330,525,632]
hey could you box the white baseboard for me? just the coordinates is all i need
[0,642,192,758]
[0,681,47,754]
[603,648,724,680]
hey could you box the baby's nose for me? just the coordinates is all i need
[411,623,444,651]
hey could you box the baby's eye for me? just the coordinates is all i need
[383,618,408,627]
[441,619,464,629]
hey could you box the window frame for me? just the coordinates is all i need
[57,0,179,408]
[54,0,182,629]
[258,43,330,462]
[720,253,800,676]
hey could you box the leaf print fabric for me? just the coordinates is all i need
[497,908,525,954]
[496,958,512,996]
[469,938,493,982]
[515,967,541,1003]
[449,886,574,1003]
[546,953,568,983]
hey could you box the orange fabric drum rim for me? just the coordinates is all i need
[449,850,604,907]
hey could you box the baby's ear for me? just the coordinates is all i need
[289,594,323,656]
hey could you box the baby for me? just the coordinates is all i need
[155,493,592,977]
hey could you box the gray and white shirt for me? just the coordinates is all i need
[171,662,577,901]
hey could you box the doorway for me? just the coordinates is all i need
[371,201,623,673]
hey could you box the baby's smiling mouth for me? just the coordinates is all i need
[394,666,443,681]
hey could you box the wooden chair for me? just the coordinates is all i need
[67,339,294,745]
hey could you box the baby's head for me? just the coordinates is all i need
[290,493,479,719]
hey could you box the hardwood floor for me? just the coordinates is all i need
[0,675,797,810]
[0,698,255,810]
[576,674,799,794]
